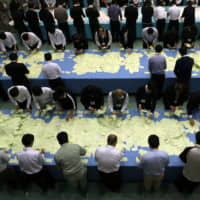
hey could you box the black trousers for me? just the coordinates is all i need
[89,21,99,41]
[20,168,54,192]
[168,20,179,32]
[143,41,152,48]
[29,43,39,50]
[142,22,153,28]
[151,74,165,99]
[30,25,44,41]
[156,19,165,41]
[58,22,71,42]
[17,100,32,109]
[98,169,121,191]
[55,44,65,50]
[110,20,120,42]
[48,78,65,90]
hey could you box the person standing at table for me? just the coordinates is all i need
[167,0,180,32]
[141,0,153,28]
[174,47,194,89]
[95,134,124,192]
[136,82,157,119]
[163,83,188,111]
[8,85,32,112]
[5,53,30,91]
[25,2,43,41]
[48,26,66,51]
[39,3,55,41]
[181,1,195,27]
[42,52,65,89]
[32,86,55,113]
[70,0,85,35]
[108,0,122,42]
[21,32,42,52]
[53,87,77,120]
[137,135,169,192]
[54,1,71,43]
[124,0,138,43]
[95,27,112,49]
[148,45,166,99]
[80,85,104,111]
[176,132,200,193]
[142,27,158,49]
[0,32,17,57]
[186,91,200,126]
[108,89,129,117]
[154,1,166,41]
[86,0,100,41]
[54,131,87,193]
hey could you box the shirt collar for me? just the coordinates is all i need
[106,145,115,149]
[23,147,33,151]
[88,5,93,8]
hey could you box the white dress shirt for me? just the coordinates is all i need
[16,147,45,174]
[42,61,62,80]
[168,5,180,20]
[0,151,10,172]
[0,32,16,52]
[154,6,166,20]
[108,91,129,113]
[48,29,66,49]
[8,85,31,108]
[33,87,55,109]
[95,145,124,173]
[21,32,42,50]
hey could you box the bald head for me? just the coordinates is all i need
[107,134,117,146]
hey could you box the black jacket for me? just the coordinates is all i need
[86,6,99,26]
[124,5,138,27]
[70,6,85,27]
[187,91,200,115]
[182,6,195,26]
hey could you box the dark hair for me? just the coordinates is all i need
[9,53,18,61]
[179,47,187,56]
[44,53,52,61]
[147,27,154,35]
[155,44,163,53]
[22,33,29,41]
[9,87,19,97]
[0,32,6,40]
[148,135,159,148]
[187,1,192,6]
[112,0,117,4]
[147,82,153,91]
[88,0,94,4]
[28,2,34,8]
[22,134,34,146]
[196,132,200,144]
[32,86,42,96]
[57,131,68,145]
[171,0,176,4]
[107,134,117,145]
[48,26,56,34]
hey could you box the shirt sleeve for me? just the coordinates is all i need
[56,64,62,75]
[8,89,18,106]
[61,31,66,46]
[38,153,45,165]
[121,93,129,112]
[95,32,100,47]
[67,93,76,110]
[36,36,42,49]
[107,31,112,46]
[0,152,10,163]
[23,88,31,108]
[48,32,56,49]
[33,95,40,110]
[0,40,6,52]
[152,30,158,43]
[142,30,148,43]
[108,91,114,112]
[9,33,17,45]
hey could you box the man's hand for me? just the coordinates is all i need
[14,46,17,52]
[35,48,39,51]
[127,48,131,54]
[39,109,43,113]
[170,105,176,112]
[138,155,142,160]
[138,104,142,111]
[4,51,9,57]
[118,111,122,117]
[55,48,58,52]
[66,115,72,121]
[178,105,182,110]
[99,46,102,50]
[26,108,32,113]
[189,118,195,126]
[40,149,45,154]
[100,106,103,110]
[16,105,20,111]
[106,45,109,49]
[111,112,114,115]
[62,47,65,51]
[148,113,152,119]
[89,106,95,111]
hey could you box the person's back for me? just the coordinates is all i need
[125,3,138,26]
[142,4,153,24]
[26,9,39,27]
[182,2,195,26]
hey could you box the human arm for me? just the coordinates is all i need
[33,95,41,111]
[95,32,101,47]
[79,145,86,156]
[48,32,56,49]
[108,91,114,114]
[107,31,112,47]
[179,147,193,163]
[120,93,129,113]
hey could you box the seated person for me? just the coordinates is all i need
[21,32,42,51]
[48,26,66,51]
[182,25,198,48]
[108,89,129,117]
[119,26,134,54]
[95,27,112,50]
[53,87,77,120]
[0,32,17,57]
[163,83,188,112]
[136,82,157,119]
[8,86,31,112]
[163,31,178,48]
[16,134,54,192]
[187,91,200,126]
[32,86,55,113]
[72,33,88,54]
[80,85,104,111]
[142,27,158,49]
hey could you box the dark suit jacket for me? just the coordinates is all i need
[39,8,55,31]
[80,85,104,109]
[86,7,99,26]
[136,85,156,113]
[70,6,85,27]
[142,6,153,23]
[187,91,200,115]
[124,6,138,27]
[5,62,29,86]
[26,10,40,30]
[182,6,195,26]
[174,56,194,82]
[163,84,188,109]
